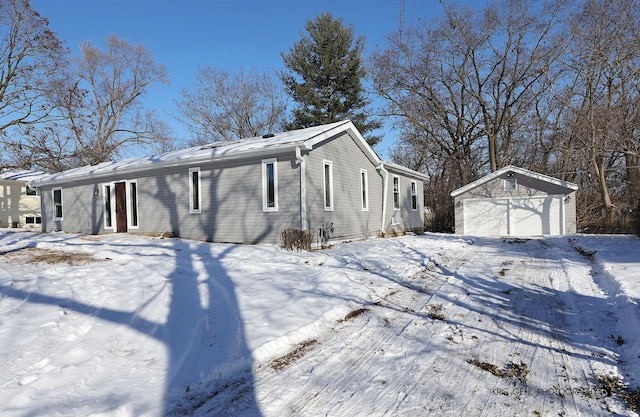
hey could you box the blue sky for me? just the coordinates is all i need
[30,0,477,158]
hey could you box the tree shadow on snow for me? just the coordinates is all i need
[0,231,262,416]
[429,236,639,386]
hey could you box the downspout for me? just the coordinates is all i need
[377,163,389,236]
[560,195,566,235]
[295,146,308,230]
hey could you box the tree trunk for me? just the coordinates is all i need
[593,155,613,224]
[488,133,498,172]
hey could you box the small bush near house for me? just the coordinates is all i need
[281,228,313,251]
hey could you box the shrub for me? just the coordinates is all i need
[281,228,313,251]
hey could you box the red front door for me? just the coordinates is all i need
[115,182,127,232]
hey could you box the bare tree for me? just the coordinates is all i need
[370,0,569,230]
[0,0,68,169]
[61,35,171,166]
[176,66,287,145]
[564,0,640,223]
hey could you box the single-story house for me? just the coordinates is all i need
[0,170,45,229]
[30,120,427,245]
[450,165,578,236]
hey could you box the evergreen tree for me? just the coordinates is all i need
[281,13,381,146]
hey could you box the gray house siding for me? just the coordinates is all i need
[34,121,428,245]
[384,170,424,235]
[43,156,301,244]
[304,131,384,241]
[41,180,104,234]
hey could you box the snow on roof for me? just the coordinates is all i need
[31,121,353,186]
[450,165,579,198]
[0,170,47,182]
[31,120,427,186]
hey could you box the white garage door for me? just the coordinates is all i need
[463,196,563,236]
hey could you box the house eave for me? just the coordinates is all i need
[30,143,301,187]
[450,165,578,198]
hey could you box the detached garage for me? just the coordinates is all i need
[451,166,578,237]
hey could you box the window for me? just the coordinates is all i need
[26,186,37,196]
[393,176,400,210]
[360,169,369,211]
[103,184,112,228]
[189,167,201,214]
[25,217,41,224]
[504,178,517,191]
[128,181,139,228]
[323,160,333,211]
[411,180,418,211]
[262,159,278,212]
[53,188,63,219]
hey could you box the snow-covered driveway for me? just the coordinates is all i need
[0,231,638,416]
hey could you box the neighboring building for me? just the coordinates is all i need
[30,121,427,245]
[0,170,45,229]
[450,165,578,236]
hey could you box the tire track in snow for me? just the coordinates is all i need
[173,237,622,416]
[171,243,478,417]
[251,244,479,417]
[471,240,609,416]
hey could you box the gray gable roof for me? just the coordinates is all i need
[31,120,427,187]
[450,165,578,198]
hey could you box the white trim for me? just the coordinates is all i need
[127,180,139,229]
[103,183,113,229]
[52,187,63,220]
[392,175,400,210]
[262,158,278,212]
[410,180,418,211]
[189,167,202,214]
[323,160,334,211]
[295,147,307,229]
[360,169,369,211]
[377,164,389,235]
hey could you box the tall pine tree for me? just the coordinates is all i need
[281,13,381,146]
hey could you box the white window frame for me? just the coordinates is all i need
[360,169,369,211]
[52,187,63,220]
[323,160,334,211]
[504,178,517,191]
[127,180,139,229]
[410,180,418,211]
[103,183,113,229]
[262,158,278,212]
[189,167,202,214]
[393,176,400,210]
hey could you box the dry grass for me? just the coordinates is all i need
[0,247,103,265]
[468,358,530,385]
[427,304,446,320]
[595,373,640,411]
[271,339,318,372]
[338,308,369,323]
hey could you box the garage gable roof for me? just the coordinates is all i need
[450,165,578,198]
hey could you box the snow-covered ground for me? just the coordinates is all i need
[0,230,638,416]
